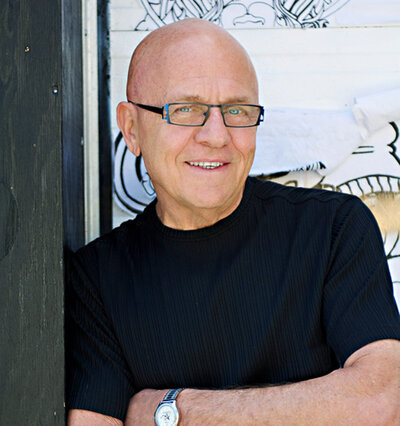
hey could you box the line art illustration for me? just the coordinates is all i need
[135,0,351,29]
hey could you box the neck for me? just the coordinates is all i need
[155,192,244,231]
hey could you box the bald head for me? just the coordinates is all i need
[126,19,258,102]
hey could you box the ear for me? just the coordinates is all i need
[117,101,141,157]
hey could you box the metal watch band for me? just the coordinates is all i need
[163,388,184,402]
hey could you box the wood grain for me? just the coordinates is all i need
[0,0,84,423]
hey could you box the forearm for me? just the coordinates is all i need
[178,370,383,425]
[125,340,399,426]
[177,340,399,425]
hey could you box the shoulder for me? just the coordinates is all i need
[247,176,380,240]
[247,176,367,219]
[74,219,132,258]
[69,203,158,288]
[249,176,355,206]
[70,214,149,283]
[248,176,376,218]
[74,204,154,260]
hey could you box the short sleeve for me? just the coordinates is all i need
[323,197,400,366]
[66,245,135,421]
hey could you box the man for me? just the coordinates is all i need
[67,18,400,425]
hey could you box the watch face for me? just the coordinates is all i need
[155,403,178,426]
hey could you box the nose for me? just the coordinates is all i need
[194,106,231,148]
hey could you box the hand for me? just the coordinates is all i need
[124,388,167,425]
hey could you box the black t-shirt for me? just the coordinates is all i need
[67,177,400,420]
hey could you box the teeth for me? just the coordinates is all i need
[188,161,224,169]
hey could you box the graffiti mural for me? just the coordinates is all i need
[134,0,351,30]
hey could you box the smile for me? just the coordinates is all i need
[187,161,225,169]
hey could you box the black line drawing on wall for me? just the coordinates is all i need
[114,132,156,214]
[135,0,351,30]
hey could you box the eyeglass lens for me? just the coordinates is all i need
[167,103,262,127]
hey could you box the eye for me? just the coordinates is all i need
[225,106,247,116]
[177,106,192,113]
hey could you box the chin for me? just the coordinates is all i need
[187,191,239,212]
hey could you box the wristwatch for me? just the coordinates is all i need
[154,388,184,426]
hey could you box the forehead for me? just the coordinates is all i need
[138,32,258,103]
[163,76,257,105]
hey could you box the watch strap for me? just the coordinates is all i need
[162,388,184,402]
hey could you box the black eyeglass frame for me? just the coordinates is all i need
[128,100,264,128]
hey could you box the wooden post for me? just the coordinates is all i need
[98,0,113,235]
[0,0,84,423]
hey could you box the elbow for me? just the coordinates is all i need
[345,340,400,425]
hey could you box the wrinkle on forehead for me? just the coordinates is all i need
[126,19,258,102]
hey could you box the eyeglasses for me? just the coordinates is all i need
[128,101,264,127]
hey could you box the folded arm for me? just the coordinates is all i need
[68,339,399,425]
[124,339,400,426]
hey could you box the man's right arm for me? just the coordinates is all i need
[67,249,135,423]
[68,409,123,425]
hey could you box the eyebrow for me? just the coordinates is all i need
[172,95,253,104]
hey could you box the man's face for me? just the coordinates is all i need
[126,33,259,227]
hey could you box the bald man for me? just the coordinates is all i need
[67,19,400,425]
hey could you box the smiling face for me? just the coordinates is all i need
[117,19,259,229]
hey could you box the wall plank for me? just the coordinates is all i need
[0,0,84,423]
[62,0,85,251]
[98,0,113,235]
